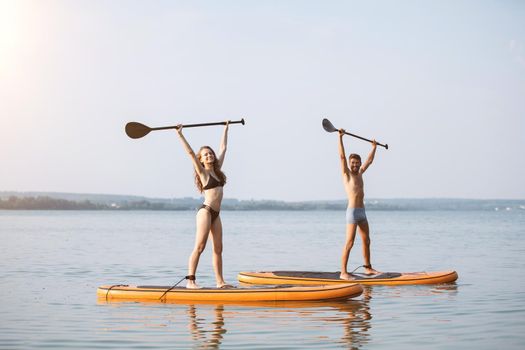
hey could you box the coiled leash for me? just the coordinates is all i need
[105,284,129,301]
[158,275,195,301]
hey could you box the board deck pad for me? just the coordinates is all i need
[135,285,297,290]
[273,271,403,280]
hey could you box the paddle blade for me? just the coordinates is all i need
[322,118,338,133]
[125,122,151,139]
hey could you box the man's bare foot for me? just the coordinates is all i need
[339,272,355,280]
[217,282,236,289]
[186,281,201,289]
[364,267,381,275]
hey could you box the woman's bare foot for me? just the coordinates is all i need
[339,272,355,280]
[217,282,236,289]
[186,280,201,289]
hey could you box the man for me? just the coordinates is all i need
[338,128,379,279]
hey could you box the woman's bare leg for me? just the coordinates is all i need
[210,216,231,288]
[187,209,211,288]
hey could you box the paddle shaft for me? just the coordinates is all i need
[151,119,244,131]
[342,130,388,149]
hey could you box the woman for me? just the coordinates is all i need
[175,121,233,289]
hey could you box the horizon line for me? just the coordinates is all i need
[1,190,524,202]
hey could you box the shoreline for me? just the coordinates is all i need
[1,192,524,211]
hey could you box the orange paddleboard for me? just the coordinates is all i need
[97,283,363,302]
[238,270,458,286]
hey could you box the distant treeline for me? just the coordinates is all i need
[1,194,524,211]
[0,196,342,211]
[0,196,190,210]
[0,196,107,210]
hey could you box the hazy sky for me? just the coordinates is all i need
[1,0,524,201]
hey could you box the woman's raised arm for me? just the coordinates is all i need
[176,125,204,176]
[217,121,229,168]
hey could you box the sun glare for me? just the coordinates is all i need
[0,1,22,75]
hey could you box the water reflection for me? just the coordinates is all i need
[367,282,459,299]
[184,300,372,349]
[339,286,372,347]
[98,297,373,349]
[97,284,460,349]
[187,304,226,349]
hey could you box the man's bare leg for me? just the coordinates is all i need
[340,224,358,280]
[358,221,380,275]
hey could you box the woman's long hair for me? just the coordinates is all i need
[194,146,227,193]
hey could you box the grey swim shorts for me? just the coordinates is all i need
[346,207,368,224]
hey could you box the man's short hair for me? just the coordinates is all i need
[349,153,361,162]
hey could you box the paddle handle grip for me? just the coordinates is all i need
[343,131,388,150]
[152,118,245,131]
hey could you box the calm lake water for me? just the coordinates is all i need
[1,209,524,349]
